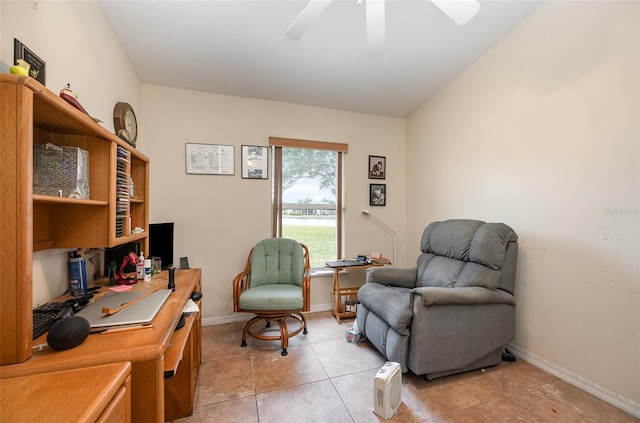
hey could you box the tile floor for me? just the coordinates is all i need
[174,311,638,423]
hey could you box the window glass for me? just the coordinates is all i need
[270,138,347,269]
[281,148,336,268]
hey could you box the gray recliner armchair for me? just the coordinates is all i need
[356,219,518,380]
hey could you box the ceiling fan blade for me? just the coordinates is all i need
[431,0,481,26]
[366,0,385,57]
[286,0,333,40]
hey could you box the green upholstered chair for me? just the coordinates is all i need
[233,238,310,356]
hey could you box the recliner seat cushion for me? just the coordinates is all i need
[358,284,412,335]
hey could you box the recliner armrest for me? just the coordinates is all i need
[365,267,418,288]
[411,286,515,307]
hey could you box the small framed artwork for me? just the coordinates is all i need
[185,143,235,175]
[241,145,269,179]
[370,183,386,206]
[14,39,46,85]
[368,155,386,179]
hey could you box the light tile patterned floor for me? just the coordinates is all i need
[173,311,639,423]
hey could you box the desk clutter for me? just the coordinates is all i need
[75,289,172,332]
[32,294,93,339]
[326,253,391,268]
[33,288,173,352]
[47,316,91,351]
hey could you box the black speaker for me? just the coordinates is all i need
[47,316,91,351]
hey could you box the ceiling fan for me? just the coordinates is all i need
[285,0,481,57]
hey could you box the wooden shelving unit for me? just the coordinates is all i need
[0,74,149,365]
[1,74,201,422]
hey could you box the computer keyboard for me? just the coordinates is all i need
[32,295,93,340]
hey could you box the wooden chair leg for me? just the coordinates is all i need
[277,318,289,356]
[240,316,262,347]
[298,312,308,334]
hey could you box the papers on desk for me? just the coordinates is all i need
[108,285,132,292]
[326,257,391,267]
[182,299,200,315]
[325,260,366,267]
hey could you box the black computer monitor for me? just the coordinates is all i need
[149,222,174,270]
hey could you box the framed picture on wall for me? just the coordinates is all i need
[185,143,235,175]
[370,184,386,206]
[368,155,386,179]
[241,145,269,179]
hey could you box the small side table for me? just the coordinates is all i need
[326,261,383,324]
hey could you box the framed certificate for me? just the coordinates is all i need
[241,145,268,179]
[185,143,235,175]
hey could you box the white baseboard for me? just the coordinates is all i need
[201,303,334,327]
[507,344,640,419]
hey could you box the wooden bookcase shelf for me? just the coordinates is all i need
[0,74,149,364]
[1,74,201,422]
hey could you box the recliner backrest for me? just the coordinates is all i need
[416,220,518,292]
[250,238,305,287]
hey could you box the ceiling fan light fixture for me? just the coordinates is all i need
[431,0,481,26]
[366,0,385,57]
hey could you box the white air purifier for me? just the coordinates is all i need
[373,361,402,419]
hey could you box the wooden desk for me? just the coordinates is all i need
[0,268,202,423]
[1,362,131,422]
[326,262,382,323]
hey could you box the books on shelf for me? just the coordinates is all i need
[115,146,131,237]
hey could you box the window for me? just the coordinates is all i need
[270,137,348,268]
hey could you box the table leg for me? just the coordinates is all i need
[332,269,342,324]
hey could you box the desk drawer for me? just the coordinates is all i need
[97,376,131,423]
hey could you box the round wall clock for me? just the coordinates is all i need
[113,102,138,146]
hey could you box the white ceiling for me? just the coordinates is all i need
[98,0,544,117]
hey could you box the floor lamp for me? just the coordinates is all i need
[362,210,397,267]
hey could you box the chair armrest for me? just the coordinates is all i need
[233,270,250,312]
[410,286,515,307]
[365,267,418,289]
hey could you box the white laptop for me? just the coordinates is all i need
[75,289,173,332]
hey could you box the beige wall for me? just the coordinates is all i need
[407,0,639,411]
[141,85,407,320]
[2,0,638,415]
[0,1,141,129]
[1,0,141,306]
